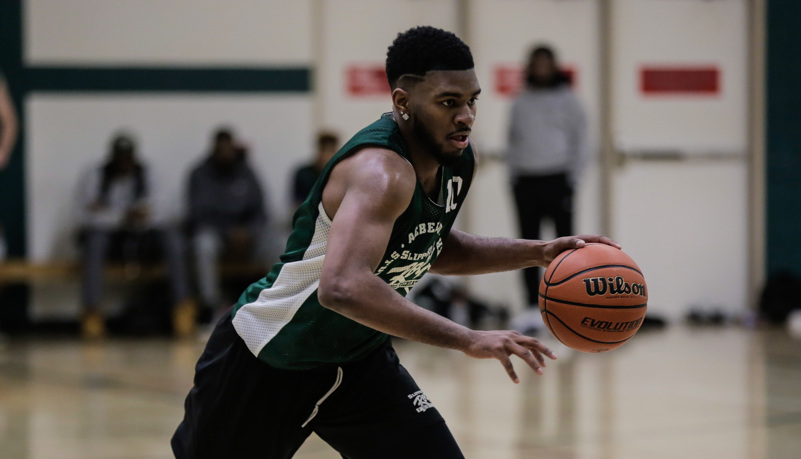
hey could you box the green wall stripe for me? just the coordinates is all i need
[1,0,313,257]
[766,0,801,276]
[26,67,311,93]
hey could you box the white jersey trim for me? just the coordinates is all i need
[232,202,332,357]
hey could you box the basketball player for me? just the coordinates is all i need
[172,26,618,458]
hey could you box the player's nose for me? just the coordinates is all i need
[454,106,475,127]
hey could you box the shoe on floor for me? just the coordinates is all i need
[81,311,106,340]
[172,299,198,339]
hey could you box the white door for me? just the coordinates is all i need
[608,0,750,320]
[314,0,460,137]
[466,0,602,311]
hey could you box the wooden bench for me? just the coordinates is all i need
[0,260,268,334]
[0,259,267,284]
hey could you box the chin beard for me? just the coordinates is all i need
[432,149,463,167]
[412,116,463,167]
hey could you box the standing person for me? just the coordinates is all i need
[0,69,19,262]
[506,45,589,334]
[291,131,339,209]
[186,128,273,315]
[77,133,193,339]
[172,26,616,458]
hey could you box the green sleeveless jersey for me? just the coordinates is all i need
[232,113,475,370]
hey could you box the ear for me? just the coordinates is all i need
[391,88,410,114]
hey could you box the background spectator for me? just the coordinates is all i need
[77,133,192,339]
[506,44,588,334]
[292,130,339,209]
[186,127,275,315]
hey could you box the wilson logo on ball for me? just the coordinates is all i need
[582,276,646,297]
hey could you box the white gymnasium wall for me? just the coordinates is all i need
[465,0,602,311]
[21,0,753,320]
[468,0,601,153]
[24,1,315,262]
[315,0,459,136]
[27,95,313,261]
[609,0,749,319]
[611,0,748,151]
[25,0,313,65]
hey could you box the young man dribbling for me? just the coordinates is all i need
[172,26,618,459]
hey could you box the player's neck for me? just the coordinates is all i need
[397,127,442,197]
[410,151,442,198]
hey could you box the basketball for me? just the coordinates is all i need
[538,243,648,353]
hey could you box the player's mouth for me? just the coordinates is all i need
[447,133,470,150]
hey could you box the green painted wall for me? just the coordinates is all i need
[0,0,25,257]
[766,0,801,276]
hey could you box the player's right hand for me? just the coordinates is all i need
[541,234,620,267]
[462,330,557,384]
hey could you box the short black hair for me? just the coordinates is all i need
[385,26,474,89]
[111,134,135,154]
[214,127,233,143]
[529,45,557,64]
[317,131,339,149]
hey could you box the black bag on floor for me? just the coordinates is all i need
[759,271,801,324]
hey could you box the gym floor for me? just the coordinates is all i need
[1,324,799,459]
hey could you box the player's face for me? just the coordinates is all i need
[408,69,480,165]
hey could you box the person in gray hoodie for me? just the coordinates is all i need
[187,128,273,313]
[507,45,589,333]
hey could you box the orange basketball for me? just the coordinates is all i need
[538,243,648,353]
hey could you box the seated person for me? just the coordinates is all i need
[77,133,193,339]
[186,128,275,313]
[291,131,339,209]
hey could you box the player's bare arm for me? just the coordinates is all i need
[0,80,19,169]
[432,140,618,275]
[431,230,621,275]
[318,147,555,383]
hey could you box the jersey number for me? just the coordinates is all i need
[445,177,463,213]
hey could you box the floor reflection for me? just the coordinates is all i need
[0,326,800,458]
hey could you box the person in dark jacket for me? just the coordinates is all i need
[291,131,339,209]
[77,133,192,339]
[187,128,274,312]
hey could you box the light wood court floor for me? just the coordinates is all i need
[1,325,800,458]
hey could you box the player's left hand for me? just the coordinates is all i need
[463,330,558,384]
[541,234,620,267]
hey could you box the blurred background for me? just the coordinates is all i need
[0,0,800,458]
[2,0,795,325]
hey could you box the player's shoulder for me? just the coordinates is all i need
[350,147,415,193]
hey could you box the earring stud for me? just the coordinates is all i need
[402,113,410,121]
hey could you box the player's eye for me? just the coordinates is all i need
[467,97,478,106]
[441,100,455,107]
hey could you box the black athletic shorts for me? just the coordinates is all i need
[171,311,464,458]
